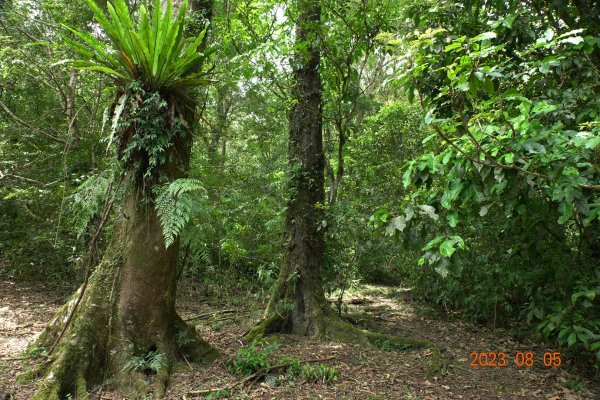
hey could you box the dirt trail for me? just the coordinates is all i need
[1,281,598,399]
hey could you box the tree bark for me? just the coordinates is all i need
[26,95,218,398]
[243,0,432,353]
[254,0,328,336]
[27,0,217,392]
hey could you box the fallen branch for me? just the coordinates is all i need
[184,309,237,322]
[187,356,336,397]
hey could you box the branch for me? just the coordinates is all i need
[184,309,237,322]
[431,124,600,191]
[0,100,68,145]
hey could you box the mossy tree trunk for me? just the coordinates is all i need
[23,1,218,398]
[250,0,329,337]
[244,0,434,353]
[245,0,367,341]
[27,96,218,399]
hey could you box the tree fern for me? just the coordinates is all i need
[155,178,206,248]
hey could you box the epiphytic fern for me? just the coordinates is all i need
[59,0,214,92]
[155,178,206,248]
[70,173,112,239]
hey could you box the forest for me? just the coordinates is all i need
[0,0,599,398]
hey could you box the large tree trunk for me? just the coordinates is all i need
[24,1,217,396]
[26,121,218,399]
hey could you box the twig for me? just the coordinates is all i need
[0,99,68,145]
[187,356,336,396]
[184,309,237,322]
[431,124,600,191]
[0,354,39,362]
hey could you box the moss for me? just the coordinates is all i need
[246,310,433,356]
[424,347,449,377]
[174,314,220,363]
[76,376,87,398]
[243,313,286,343]
[26,217,219,399]
[16,362,44,384]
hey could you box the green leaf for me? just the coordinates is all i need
[386,216,407,235]
[471,31,496,42]
[558,327,571,340]
[532,101,557,114]
[155,178,206,248]
[585,136,600,149]
[567,332,577,347]
[423,236,444,251]
[109,94,128,152]
[435,264,449,278]
[418,204,439,221]
[479,204,491,217]
[558,201,573,224]
[457,77,470,92]
[561,36,584,45]
[64,0,211,91]
[503,15,516,29]
[439,240,456,257]
[447,211,458,227]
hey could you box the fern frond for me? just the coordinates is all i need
[59,0,214,92]
[155,178,206,248]
[70,174,112,238]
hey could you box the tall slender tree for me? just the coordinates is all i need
[261,0,328,336]
[245,0,429,349]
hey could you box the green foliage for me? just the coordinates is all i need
[534,276,600,361]
[23,345,48,359]
[383,0,600,365]
[122,350,167,374]
[113,80,190,187]
[60,0,213,91]
[324,102,430,292]
[278,355,302,380]
[155,178,206,248]
[277,356,339,383]
[226,340,279,376]
[69,173,111,239]
[201,390,231,399]
[298,363,339,384]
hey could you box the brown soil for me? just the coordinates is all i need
[1,281,598,399]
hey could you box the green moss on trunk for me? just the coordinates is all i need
[24,190,218,399]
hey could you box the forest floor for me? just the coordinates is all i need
[0,279,599,399]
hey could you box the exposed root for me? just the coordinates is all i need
[242,313,287,342]
[30,337,94,400]
[244,311,432,352]
[20,253,219,399]
[174,314,220,363]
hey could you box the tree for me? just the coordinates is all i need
[244,0,429,351]
[257,0,328,336]
[388,0,600,359]
[24,0,217,398]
